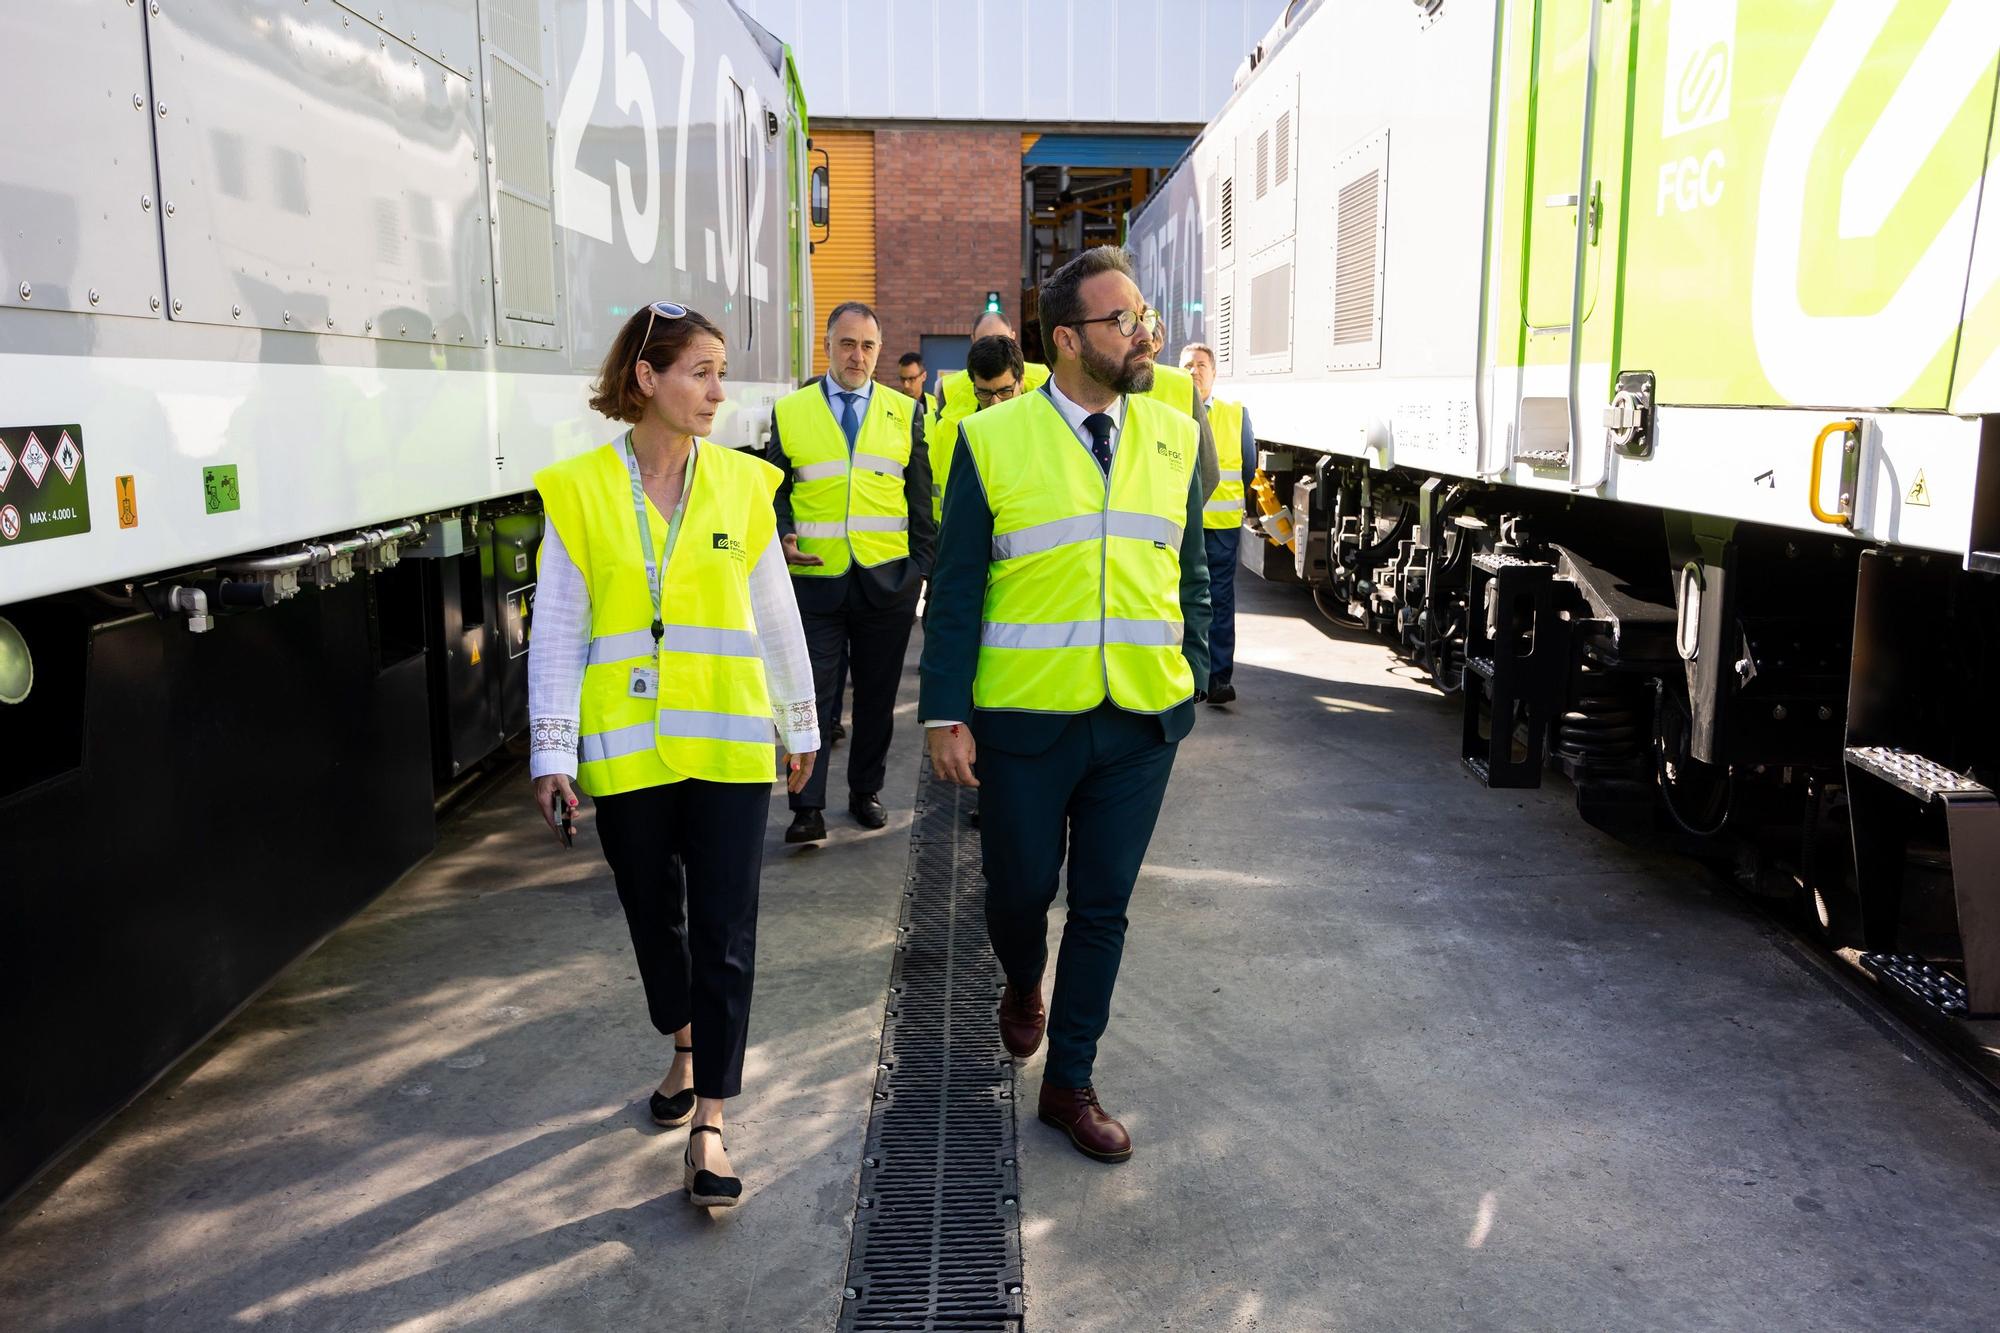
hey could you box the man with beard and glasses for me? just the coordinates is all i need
[919,246,1211,1164]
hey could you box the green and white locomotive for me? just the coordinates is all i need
[1129,0,2000,1018]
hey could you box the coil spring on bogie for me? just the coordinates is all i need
[1556,667,1648,773]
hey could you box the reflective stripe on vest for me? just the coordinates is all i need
[959,389,1197,715]
[532,438,783,796]
[980,616,1186,649]
[1203,396,1247,529]
[773,383,914,576]
[588,625,763,665]
[989,510,1182,561]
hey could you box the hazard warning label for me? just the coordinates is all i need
[54,430,81,484]
[0,423,91,546]
[20,433,49,489]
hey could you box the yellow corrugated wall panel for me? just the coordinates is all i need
[1020,132,1040,156]
[809,129,876,377]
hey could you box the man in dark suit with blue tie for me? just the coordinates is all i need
[769,302,935,843]
[921,247,1210,1163]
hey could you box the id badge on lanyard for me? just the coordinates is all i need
[622,433,676,699]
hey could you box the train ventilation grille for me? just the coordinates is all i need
[1256,129,1270,199]
[1275,111,1291,187]
[1333,169,1381,346]
[1217,293,1234,366]
[1219,177,1234,253]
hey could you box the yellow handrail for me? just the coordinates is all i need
[1808,420,1859,527]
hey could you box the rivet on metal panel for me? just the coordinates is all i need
[366,319,373,332]
[133,93,144,110]
[171,299,182,314]
[88,289,100,306]
[141,195,152,211]
[17,283,30,302]
[164,202,175,217]
[283,310,292,324]
[151,0,159,12]
[327,317,335,330]
[156,101,166,117]
[232,304,241,318]
[150,296,160,311]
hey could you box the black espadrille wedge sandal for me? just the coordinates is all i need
[649,1044,696,1127]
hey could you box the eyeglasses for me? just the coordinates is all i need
[971,382,1021,404]
[1066,307,1161,340]
[898,371,926,383]
[635,300,688,367]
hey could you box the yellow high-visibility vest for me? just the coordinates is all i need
[1203,396,1246,529]
[1143,362,1197,417]
[959,391,1197,714]
[534,438,783,796]
[773,382,914,576]
[932,361,1051,524]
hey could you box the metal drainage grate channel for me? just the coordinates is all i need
[838,760,1024,1332]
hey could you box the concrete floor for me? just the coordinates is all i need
[1013,578,2000,1332]
[6,576,2000,1331]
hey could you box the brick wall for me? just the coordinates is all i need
[870,128,1023,375]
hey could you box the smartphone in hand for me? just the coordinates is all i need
[553,790,574,847]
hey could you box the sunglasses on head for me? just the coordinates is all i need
[635,300,689,368]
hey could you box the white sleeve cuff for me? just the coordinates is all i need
[924,720,964,729]
[529,717,579,779]
[529,749,578,780]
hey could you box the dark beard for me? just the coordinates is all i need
[1080,339,1155,396]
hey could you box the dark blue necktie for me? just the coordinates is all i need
[1083,412,1115,474]
[838,391,861,453]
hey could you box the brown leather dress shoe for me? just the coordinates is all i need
[1036,1083,1133,1163]
[998,982,1046,1059]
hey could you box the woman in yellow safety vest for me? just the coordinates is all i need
[528,303,820,1210]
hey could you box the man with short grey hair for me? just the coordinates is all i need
[767,302,935,841]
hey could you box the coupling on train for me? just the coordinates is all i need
[0,0,815,1202]
[1128,0,2000,1016]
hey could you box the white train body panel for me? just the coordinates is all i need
[0,0,812,605]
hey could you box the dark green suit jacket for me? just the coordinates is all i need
[918,392,1212,758]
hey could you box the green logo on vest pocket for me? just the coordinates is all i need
[1155,440,1183,466]
[712,532,746,559]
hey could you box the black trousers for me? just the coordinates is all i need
[976,705,1180,1088]
[593,780,767,1099]
[793,579,917,810]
